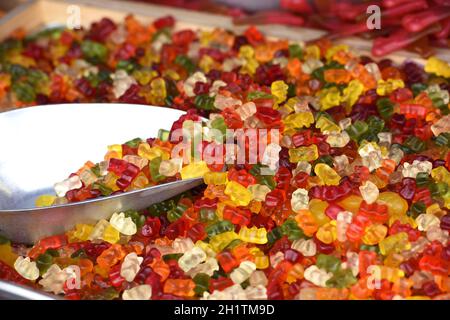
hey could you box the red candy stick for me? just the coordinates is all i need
[382,0,416,8]
[332,1,379,21]
[402,6,450,32]
[381,0,429,18]
[371,24,441,56]
[233,10,305,26]
[280,0,315,14]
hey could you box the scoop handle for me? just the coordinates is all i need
[0,280,59,300]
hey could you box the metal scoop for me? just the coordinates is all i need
[0,280,58,300]
[0,104,203,244]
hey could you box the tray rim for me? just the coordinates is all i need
[0,102,202,212]
[0,0,448,64]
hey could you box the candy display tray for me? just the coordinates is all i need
[0,0,449,65]
[0,0,449,301]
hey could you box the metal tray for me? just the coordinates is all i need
[0,103,202,243]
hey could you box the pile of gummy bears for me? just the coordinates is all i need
[0,15,449,300]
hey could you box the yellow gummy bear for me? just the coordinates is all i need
[444,195,450,210]
[242,58,260,75]
[424,57,450,78]
[361,223,387,245]
[94,265,110,278]
[224,181,253,206]
[163,69,180,81]
[389,214,417,228]
[103,172,120,192]
[250,248,269,269]
[314,163,341,186]
[379,232,410,256]
[238,226,268,244]
[325,44,349,61]
[318,87,342,111]
[426,203,443,216]
[88,219,109,241]
[73,224,94,241]
[138,143,169,161]
[66,230,77,243]
[139,48,160,66]
[239,45,259,75]
[247,184,271,201]
[431,166,450,185]
[102,224,121,244]
[337,195,363,214]
[283,97,299,114]
[376,79,404,96]
[0,244,18,267]
[9,52,37,68]
[315,116,341,134]
[304,45,321,60]
[215,202,226,219]
[35,194,56,207]
[132,69,156,86]
[341,80,364,113]
[209,231,239,252]
[384,252,404,268]
[308,199,331,226]
[150,77,167,105]
[289,144,319,163]
[271,80,289,104]
[105,144,122,160]
[127,172,149,191]
[283,112,315,130]
[200,30,214,46]
[203,172,228,185]
[238,45,255,59]
[378,266,405,283]
[195,240,216,257]
[254,254,269,270]
[377,191,409,216]
[199,55,215,73]
[315,221,337,244]
[181,161,210,180]
[249,246,263,256]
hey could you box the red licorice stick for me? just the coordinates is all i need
[434,17,450,38]
[433,0,450,6]
[402,6,450,32]
[233,10,305,26]
[311,16,346,31]
[280,0,315,14]
[325,17,400,39]
[324,22,377,40]
[381,0,429,18]
[332,2,380,21]
[382,0,416,8]
[372,23,441,56]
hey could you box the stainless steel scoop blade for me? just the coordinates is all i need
[0,104,203,243]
